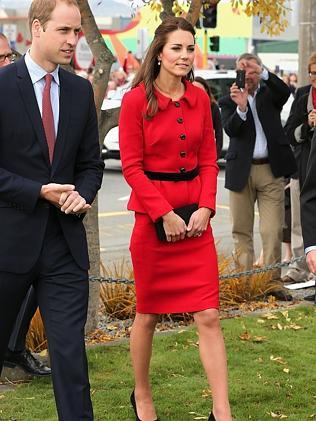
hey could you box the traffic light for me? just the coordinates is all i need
[209,36,220,52]
[202,5,217,28]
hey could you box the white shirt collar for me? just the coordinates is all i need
[25,50,60,86]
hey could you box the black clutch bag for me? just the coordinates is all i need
[154,203,198,241]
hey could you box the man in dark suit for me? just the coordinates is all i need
[219,53,296,285]
[0,32,51,377]
[281,56,316,287]
[301,128,316,304]
[0,1,104,419]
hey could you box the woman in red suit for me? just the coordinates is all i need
[119,17,232,421]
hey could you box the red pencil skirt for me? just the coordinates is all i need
[130,212,219,314]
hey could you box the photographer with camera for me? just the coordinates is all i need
[219,53,296,295]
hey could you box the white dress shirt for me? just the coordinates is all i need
[236,68,269,159]
[24,51,60,137]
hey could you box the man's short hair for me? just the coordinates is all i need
[236,53,262,68]
[308,53,316,73]
[28,0,79,34]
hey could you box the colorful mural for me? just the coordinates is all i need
[101,2,253,68]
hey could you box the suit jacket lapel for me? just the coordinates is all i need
[51,68,71,176]
[16,57,50,165]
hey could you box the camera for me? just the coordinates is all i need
[236,69,246,89]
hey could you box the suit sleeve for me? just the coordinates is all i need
[284,94,311,146]
[301,131,316,248]
[265,71,290,108]
[0,168,42,213]
[219,96,250,138]
[74,82,105,204]
[119,90,173,221]
[198,94,219,213]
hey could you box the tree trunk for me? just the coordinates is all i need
[298,0,316,86]
[77,0,114,333]
[186,0,202,26]
[160,0,175,21]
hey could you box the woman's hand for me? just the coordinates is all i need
[162,211,187,242]
[186,207,212,238]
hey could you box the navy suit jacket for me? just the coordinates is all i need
[219,72,297,192]
[0,57,104,273]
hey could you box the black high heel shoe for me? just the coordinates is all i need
[208,412,216,421]
[130,390,159,421]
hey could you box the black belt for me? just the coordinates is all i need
[144,167,199,181]
[252,158,269,165]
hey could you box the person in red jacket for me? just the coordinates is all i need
[119,17,232,421]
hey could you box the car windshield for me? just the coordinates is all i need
[206,78,233,101]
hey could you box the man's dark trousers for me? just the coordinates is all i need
[7,287,37,352]
[0,207,93,420]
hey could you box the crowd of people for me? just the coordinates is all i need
[1,1,316,421]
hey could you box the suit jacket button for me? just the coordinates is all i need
[177,117,183,124]
[180,134,186,140]
[174,101,180,107]
[180,151,186,158]
[179,167,186,173]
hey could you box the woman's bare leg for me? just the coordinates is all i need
[194,309,232,421]
[130,312,159,421]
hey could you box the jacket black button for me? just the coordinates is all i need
[174,101,180,107]
[179,167,186,173]
[180,134,186,140]
[177,117,183,124]
[180,151,186,158]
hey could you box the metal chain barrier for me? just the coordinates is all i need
[89,256,306,284]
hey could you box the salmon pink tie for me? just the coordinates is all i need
[42,74,55,163]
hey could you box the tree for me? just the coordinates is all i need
[139,0,289,35]
[76,0,120,332]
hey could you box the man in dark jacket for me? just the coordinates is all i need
[0,32,51,377]
[0,1,104,419]
[219,53,296,281]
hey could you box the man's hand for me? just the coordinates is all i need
[238,58,262,76]
[162,211,187,242]
[186,207,212,238]
[40,183,91,214]
[308,110,316,128]
[59,190,91,214]
[230,82,248,112]
[40,183,75,207]
[306,250,316,274]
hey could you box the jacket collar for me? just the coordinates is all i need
[140,79,197,111]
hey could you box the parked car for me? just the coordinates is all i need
[101,69,291,164]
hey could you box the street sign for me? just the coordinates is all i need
[74,34,94,71]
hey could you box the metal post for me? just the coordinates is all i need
[203,29,208,69]
[298,0,316,86]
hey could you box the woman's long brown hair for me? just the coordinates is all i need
[132,16,195,119]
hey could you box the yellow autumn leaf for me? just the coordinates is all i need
[239,331,252,341]
[253,336,267,343]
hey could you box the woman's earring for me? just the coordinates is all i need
[157,59,161,66]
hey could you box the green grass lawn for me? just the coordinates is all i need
[1,306,316,421]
